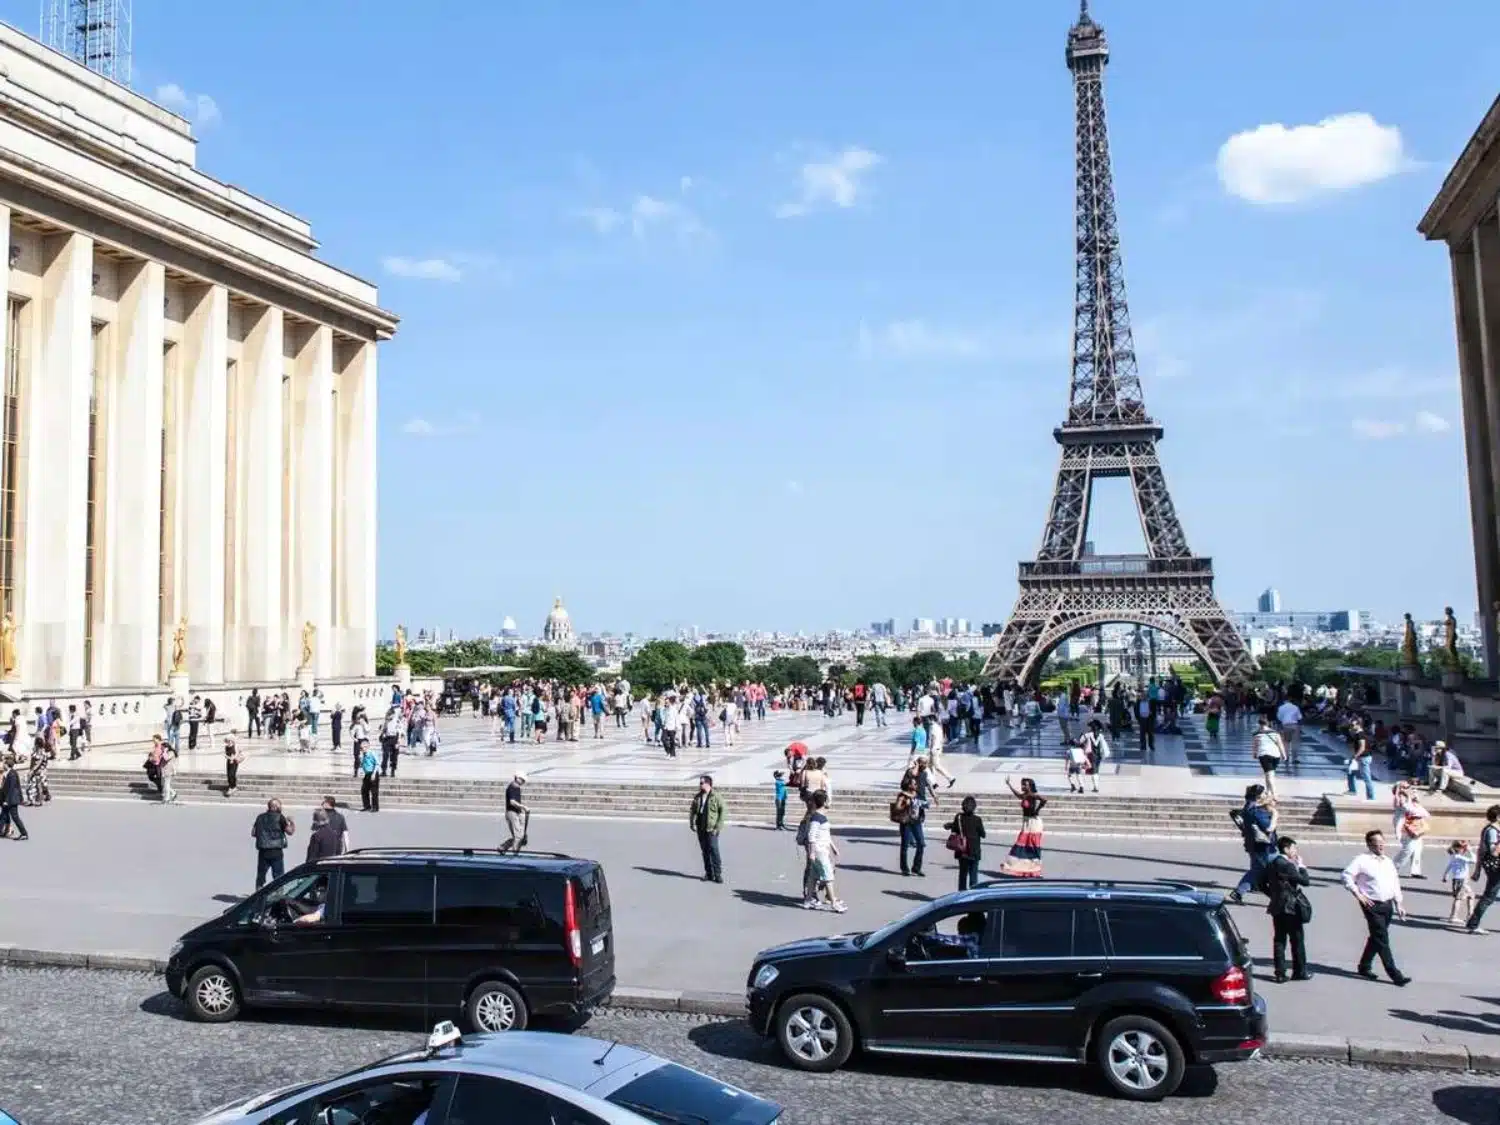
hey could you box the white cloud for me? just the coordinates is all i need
[858,317,1068,365]
[1216,113,1408,204]
[629,194,706,241]
[679,176,694,194]
[785,480,804,495]
[402,412,479,438]
[1352,418,1406,440]
[776,147,882,218]
[1415,410,1452,434]
[382,256,462,282]
[576,207,622,234]
[156,82,221,127]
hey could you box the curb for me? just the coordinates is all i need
[1,946,1490,1073]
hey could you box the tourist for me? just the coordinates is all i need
[224,735,242,796]
[772,769,788,830]
[689,774,725,883]
[1204,690,1223,739]
[305,809,341,863]
[721,697,739,747]
[24,737,50,805]
[245,688,262,739]
[1227,784,1277,904]
[945,795,986,891]
[358,740,380,812]
[331,702,344,754]
[999,777,1046,877]
[1136,691,1156,753]
[1429,741,1465,795]
[379,707,401,777]
[926,717,955,788]
[501,773,529,853]
[1251,715,1285,796]
[804,790,844,912]
[1064,736,1087,794]
[0,756,27,840]
[251,798,295,889]
[1393,788,1430,878]
[1445,840,1478,926]
[1276,695,1303,766]
[187,695,203,750]
[1345,719,1375,800]
[589,686,606,739]
[894,777,923,877]
[1080,719,1107,793]
[1465,804,1500,934]
[1341,830,1410,985]
[1263,836,1313,983]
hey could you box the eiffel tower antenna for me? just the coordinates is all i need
[982,2,1254,687]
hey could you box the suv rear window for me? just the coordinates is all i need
[606,1063,779,1125]
[1105,906,1219,959]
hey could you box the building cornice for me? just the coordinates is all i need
[1419,93,1500,243]
[0,149,398,339]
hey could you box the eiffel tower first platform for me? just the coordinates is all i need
[983,2,1255,688]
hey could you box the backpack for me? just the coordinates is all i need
[694,697,708,720]
[795,819,810,847]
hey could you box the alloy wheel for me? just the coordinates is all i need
[475,989,517,1032]
[1106,1028,1169,1092]
[785,1006,839,1063]
[194,973,235,1017]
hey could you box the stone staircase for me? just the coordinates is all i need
[46,768,1345,839]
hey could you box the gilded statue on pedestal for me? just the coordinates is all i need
[171,617,188,675]
[1401,612,1418,667]
[1444,606,1460,668]
[0,611,17,679]
[394,623,407,666]
[301,621,316,669]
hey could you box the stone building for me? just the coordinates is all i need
[542,597,574,647]
[0,26,395,697]
[1420,93,1500,676]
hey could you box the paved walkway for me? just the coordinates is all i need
[6,799,1500,1051]
[52,709,1405,801]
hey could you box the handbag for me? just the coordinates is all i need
[945,830,969,857]
[1293,888,1313,924]
[1403,814,1429,839]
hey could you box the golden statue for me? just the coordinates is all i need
[301,621,316,668]
[171,617,188,674]
[1401,612,1418,667]
[1445,606,1460,666]
[0,611,16,678]
[394,623,408,666]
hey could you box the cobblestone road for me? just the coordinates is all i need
[0,967,1493,1125]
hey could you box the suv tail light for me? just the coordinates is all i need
[1211,965,1249,1004]
[564,880,582,968]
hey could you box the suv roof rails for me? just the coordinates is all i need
[341,846,576,861]
[973,879,1204,895]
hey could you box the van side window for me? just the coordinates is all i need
[340,871,433,926]
[1106,907,1210,958]
[435,872,546,930]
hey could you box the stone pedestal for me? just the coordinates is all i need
[1442,668,1466,691]
[297,665,315,695]
[0,677,20,703]
[394,663,412,691]
[1400,665,1420,684]
[167,671,190,702]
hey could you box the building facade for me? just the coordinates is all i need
[0,26,395,693]
[1419,94,1500,676]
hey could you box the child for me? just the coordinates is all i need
[1065,739,1087,793]
[1445,840,1477,925]
[773,770,788,831]
[803,791,845,912]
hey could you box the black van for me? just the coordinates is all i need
[165,847,614,1033]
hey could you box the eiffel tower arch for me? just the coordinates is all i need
[983,1,1255,689]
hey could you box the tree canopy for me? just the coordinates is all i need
[620,640,697,693]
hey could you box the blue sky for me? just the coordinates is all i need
[11,0,1496,637]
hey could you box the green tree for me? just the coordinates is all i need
[622,640,696,693]
[527,649,596,686]
[856,655,896,688]
[441,638,500,668]
[689,641,747,686]
[752,654,821,689]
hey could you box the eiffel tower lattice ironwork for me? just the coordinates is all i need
[982,1,1255,687]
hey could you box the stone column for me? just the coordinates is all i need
[103,260,165,686]
[178,284,229,684]
[20,232,92,687]
[231,304,284,680]
[1472,217,1500,678]
[337,340,377,676]
[293,324,333,679]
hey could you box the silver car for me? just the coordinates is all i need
[190,1023,783,1125]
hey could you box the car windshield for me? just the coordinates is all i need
[853,900,936,949]
[606,1063,780,1125]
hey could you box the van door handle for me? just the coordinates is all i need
[1076,971,1103,979]
[958,976,983,983]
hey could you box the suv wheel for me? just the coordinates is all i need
[185,965,241,1023]
[1095,1014,1185,1101]
[776,993,854,1073]
[467,981,528,1033]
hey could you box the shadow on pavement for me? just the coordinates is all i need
[683,1018,1219,1098]
[882,889,935,904]
[1431,1086,1500,1123]
[733,889,806,909]
[633,865,702,881]
[1391,1007,1500,1037]
[1250,957,1384,982]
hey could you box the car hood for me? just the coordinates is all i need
[757,932,867,961]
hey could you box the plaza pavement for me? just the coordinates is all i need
[52,707,1408,802]
[7,797,1500,1051]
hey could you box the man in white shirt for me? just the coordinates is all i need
[1055,691,1073,746]
[870,681,889,727]
[1275,698,1303,765]
[1340,830,1410,986]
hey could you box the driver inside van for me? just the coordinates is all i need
[289,875,329,925]
[913,911,986,959]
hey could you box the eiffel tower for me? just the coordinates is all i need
[982,1,1254,687]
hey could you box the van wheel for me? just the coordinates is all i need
[1095,1014,1185,1101]
[186,966,241,1023]
[467,981,528,1033]
[776,993,853,1073]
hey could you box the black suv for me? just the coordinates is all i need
[746,880,1266,1100]
[166,848,614,1034]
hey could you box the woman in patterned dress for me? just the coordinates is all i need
[1000,776,1047,878]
